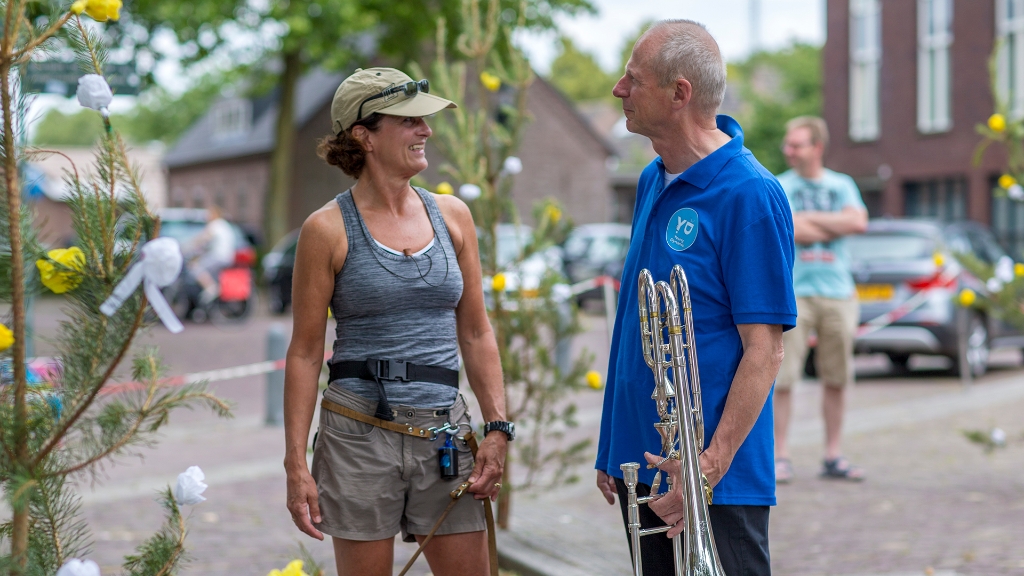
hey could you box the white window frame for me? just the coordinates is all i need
[917,0,953,133]
[211,98,252,141]
[997,0,1024,118]
[849,0,882,141]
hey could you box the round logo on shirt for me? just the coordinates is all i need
[666,208,699,251]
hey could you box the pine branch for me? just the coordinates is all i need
[121,489,188,576]
[30,302,145,469]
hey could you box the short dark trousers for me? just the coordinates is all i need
[614,477,771,576]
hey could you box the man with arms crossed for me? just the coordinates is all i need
[595,20,797,575]
[774,116,868,483]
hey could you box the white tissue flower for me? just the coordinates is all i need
[551,283,572,303]
[76,74,113,114]
[1009,183,1024,201]
[174,466,207,506]
[141,237,183,287]
[502,156,523,175]
[987,277,1003,293]
[991,427,1007,447]
[56,559,101,576]
[995,255,1015,284]
[459,183,482,201]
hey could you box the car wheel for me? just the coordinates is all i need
[952,314,989,378]
[887,353,911,374]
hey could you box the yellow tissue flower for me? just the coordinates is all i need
[1016,263,1024,277]
[36,247,86,294]
[70,0,122,21]
[999,174,1017,189]
[988,113,1007,133]
[932,252,945,267]
[267,560,309,576]
[957,288,976,307]
[491,273,506,292]
[436,182,454,195]
[545,205,562,224]
[0,323,14,352]
[480,72,501,92]
[585,370,602,390]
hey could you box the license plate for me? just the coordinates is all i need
[856,283,894,302]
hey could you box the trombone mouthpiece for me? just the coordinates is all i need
[620,462,640,484]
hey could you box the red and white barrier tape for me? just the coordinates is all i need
[568,275,619,297]
[855,265,960,338]
[99,352,331,396]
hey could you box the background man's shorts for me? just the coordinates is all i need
[311,385,486,541]
[778,296,859,390]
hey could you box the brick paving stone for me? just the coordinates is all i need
[18,299,1024,575]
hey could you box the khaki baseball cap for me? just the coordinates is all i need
[330,67,457,135]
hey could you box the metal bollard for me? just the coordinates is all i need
[265,323,286,426]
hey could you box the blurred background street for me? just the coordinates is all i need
[24,296,1024,576]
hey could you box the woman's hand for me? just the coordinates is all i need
[286,467,324,540]
[467,433,508,501]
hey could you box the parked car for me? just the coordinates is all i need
[844,218,1024,376]
[561,223,631,304]
[263,229,300,314]
[483,223,566,308]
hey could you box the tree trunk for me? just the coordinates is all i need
[263,49,302,249]
[2,57,31,574]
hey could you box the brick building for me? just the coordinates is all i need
[824,0,1024,256]
[164,68,616,242]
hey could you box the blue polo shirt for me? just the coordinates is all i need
[595,115,796,506]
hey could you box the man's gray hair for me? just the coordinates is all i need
[643,19,727,119]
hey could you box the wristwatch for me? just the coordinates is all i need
[484,420,516,441]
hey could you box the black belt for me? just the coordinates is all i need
[328,359,459,421]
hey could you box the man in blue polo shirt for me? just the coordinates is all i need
[596,19,796,575]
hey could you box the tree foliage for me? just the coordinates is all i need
[411,0,597,529]
[1,3,229,574]
[117,0,595,247]
[547,37,615,103]
[729,43,822,175]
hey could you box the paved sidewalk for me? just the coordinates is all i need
[18,300,1024,574]
[72,363,1024,575]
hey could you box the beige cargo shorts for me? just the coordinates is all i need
[310,385,486,541]
[778,296,860,390]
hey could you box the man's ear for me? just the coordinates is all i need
[672,78,692,111]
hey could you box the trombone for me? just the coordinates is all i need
[620,265,725,576]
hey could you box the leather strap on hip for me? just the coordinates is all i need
[318,398,498,575]
[320,397,438,438]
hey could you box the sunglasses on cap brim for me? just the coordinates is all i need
[355,79,430,123]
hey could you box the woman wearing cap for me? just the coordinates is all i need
[282,67,509,575]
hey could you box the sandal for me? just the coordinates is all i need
[820,457,865,481]
[775,458,794,484]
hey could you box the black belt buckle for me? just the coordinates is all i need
[371,358,409,382]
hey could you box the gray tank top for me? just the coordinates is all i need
[329,187,464,407]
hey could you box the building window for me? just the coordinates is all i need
[849,0,881,141]
[904,177,966,221]
[918,0,953,133]
[211,98,252,141]
[997,0,1024,117]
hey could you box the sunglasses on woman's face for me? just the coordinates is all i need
[356,79,430,122]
